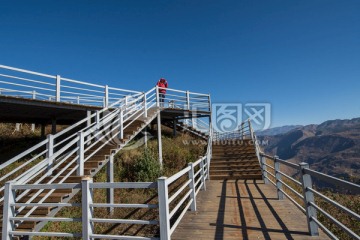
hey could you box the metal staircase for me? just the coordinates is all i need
[0,65,212,239]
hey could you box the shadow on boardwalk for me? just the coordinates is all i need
[172,180,329,240]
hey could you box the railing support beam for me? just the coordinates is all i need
[300,162,319,236]
[261,155,268,184]
[118,109,124,140]
[143,92,147,118]
[46,134,54,176]
[2,181,16,240]
[82,177,94,240]
[186,91,190,110]
[274,156,284,200]
[173,118,177,137]
[107,154,114,215]
[158,177,170,240]
[157,112,163,168]
[188,162,197,211]
[77,132,85,176]
[104,84,109,108]
[156,86,160,107]
[200,158,206,190]
[56,75,61,102]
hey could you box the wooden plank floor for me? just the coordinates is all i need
[172,180,330,240]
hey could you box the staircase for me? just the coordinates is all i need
[0,64,213,239]
[0,108,160,237]
[210,139,262,180]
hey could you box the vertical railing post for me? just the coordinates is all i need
[144,126,148,148]
[2,181,16,240]
[31,91,36,132]
[46,134,54,176]
[86,111,91,146]
[274,156,284,200]
[95,110,100,140]
[56,75,61,102]
[82,177,94,240]
[186,91,190,110]
[156,86,160,107]
[207,94,211,112]
[158,177,170,240]
[188,162,197,211]
[157,112,163,168]
[77,96,80,104]
[118,109,124,139]
[143,92,147,118]
[299,162,319,236]
[261,155,269,184]
[200,157,206,190]
[107,154,114,215]
[206,138,212,180]
[96,111,100,129]
[77,132,85,176]
[104,85,109,108]
[125,95,128,106]
[241,122,245,139]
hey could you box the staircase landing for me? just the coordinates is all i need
[172,180,330,240]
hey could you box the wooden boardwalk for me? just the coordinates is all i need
[172,180,330,240]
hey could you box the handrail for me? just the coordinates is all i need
[0,83,211,206]
[0,64,142,107]
[212,119,251,141]
[1,65,212,239]
[260,153,360,239]
[2,140,213,240]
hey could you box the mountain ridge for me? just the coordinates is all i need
[258,117,360,184]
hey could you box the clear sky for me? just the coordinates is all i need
[1,0,359,127]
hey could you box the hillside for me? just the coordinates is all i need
[258,117,360,184]
[256,125,302,136]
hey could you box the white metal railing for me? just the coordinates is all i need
[0,83,210,200]
[2,180,158,240]
[0,84,211,212]
[260,153,360,240]
[2,147,212,240]
[210,118,360,239]
[212,119,252,141]
[0,64,142,107]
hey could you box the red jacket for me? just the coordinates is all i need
[157,79,168,93]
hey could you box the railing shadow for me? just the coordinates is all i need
[213,180,309,240]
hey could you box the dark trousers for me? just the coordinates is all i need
[159,93,165,105]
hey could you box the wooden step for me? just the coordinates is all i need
[29,189,73,194]
[53,167,95,176]
[211,157,258,162]
[210,169,262,175]
[210,165,261,170]
[42,176,83,184]
[210,174,263,180]
[14,207,52,216]
[58,160,105,169]
[18,194,66,203]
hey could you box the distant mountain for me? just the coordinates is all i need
[257,118,360,184]
[256,125,302,136]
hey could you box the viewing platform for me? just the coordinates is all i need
[172,180,329,240]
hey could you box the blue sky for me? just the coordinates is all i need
[0,0,359,127]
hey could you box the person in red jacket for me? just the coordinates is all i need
[156,78,168,107]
